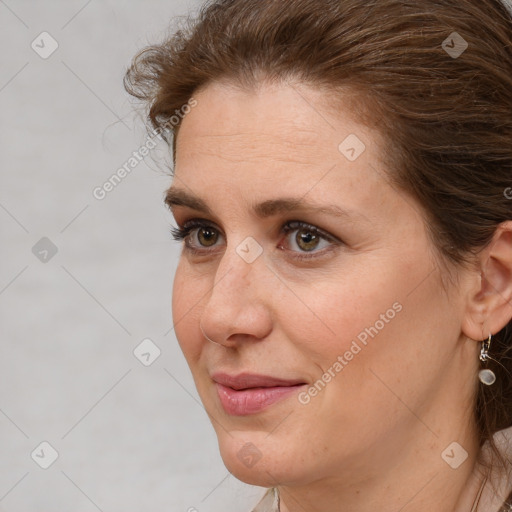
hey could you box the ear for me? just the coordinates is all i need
[461,220,512,341]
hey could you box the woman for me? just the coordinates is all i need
[124,0,512,510]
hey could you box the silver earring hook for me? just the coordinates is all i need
[479,332,492,363]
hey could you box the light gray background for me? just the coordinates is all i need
[0,1,266,510]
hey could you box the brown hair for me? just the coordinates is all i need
[124,0,512,471]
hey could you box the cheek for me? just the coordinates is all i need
[171,262,205,364]
[290,263,404,363]
[290,255,441,405]
[302,260,451,413]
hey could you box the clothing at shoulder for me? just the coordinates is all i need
[250,487,279,512]
[480,425,512,512]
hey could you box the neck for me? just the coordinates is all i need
[277,413,482,512]
[453,460,488,512]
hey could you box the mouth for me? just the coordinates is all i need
[211,372,308,415]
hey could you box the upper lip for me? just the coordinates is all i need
[212,372,307,391]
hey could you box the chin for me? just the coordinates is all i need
[216,432,305,488]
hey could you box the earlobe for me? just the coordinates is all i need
[461,221,512,341]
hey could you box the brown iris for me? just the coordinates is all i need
[296,228,320,251]
[197,227,218,247]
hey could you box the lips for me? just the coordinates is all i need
[212,372,307,415]
[212,372,306,390]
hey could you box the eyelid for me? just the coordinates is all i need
[281,220,339,244]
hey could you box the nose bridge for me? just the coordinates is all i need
[205,241,256,318]
[214,250,251,304]
[200,240,270,344]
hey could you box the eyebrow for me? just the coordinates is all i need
[164,187,369,222]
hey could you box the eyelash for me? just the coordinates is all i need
[169,219,342,261]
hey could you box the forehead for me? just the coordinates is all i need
[172,81,395,221]
[175,80,383,168]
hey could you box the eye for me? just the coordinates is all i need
[190,225,219,247]
[169,219,342,260]
[279,221,339,260]
[169,220,223,251]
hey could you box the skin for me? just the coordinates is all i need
[168,80,512,512]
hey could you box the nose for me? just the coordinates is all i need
[199,245,273,349]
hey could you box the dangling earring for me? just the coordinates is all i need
[478,333,496,386]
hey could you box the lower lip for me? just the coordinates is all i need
[215,383,306,416]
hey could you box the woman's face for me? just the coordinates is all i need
[169,80,478,487]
